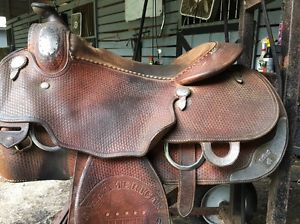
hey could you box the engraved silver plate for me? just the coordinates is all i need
[38,27,60,57]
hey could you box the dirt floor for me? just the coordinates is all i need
[0,160,299,224]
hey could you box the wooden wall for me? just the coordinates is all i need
[5,0,283,67]
[97,0,179,64]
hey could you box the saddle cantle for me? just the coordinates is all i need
[0,3,288,223]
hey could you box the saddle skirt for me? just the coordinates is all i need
[0,18,287,184]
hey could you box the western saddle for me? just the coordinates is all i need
[0,3,288,223]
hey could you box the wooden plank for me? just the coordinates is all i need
[13,24,30,32]
[6,17,18,25]
[238,3,255,67]
[104,46,176,57]
[258,10,282,26]
[14,38,27,44]
[58,2,75,12]
[97,0,178,18]
[98,30,137,41]
[265,0,282,10]
[98,34,177,48]
[14,33,28,39]
[98,12,125,25]
[98,13,178,33]
[98,23,178,41]
[98,0,124,8]
[142,35,177,47]
[246,0,261,11]
[14,29,29,36]
[58,0,93,12]
[107,48,133,56]
[13,15,39,26]
[165,0,180,13]
[97,2,124,17]
[97,9,178,29]
[15,44,26,49]
[98,41,131,49]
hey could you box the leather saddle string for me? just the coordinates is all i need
[177,143,196,217]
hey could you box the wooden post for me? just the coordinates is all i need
[238,0,255,67]
[266,0,300,223]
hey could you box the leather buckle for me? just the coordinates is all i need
[0,122,29,148]
[14,136,33,152]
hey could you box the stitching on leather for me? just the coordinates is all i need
[175,42,218,80]
[73,56,172,80]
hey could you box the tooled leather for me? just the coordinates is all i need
[0,20,279,158]
[0,51,176,158]
[0,143,75,182]
[71,155,170,224]
[0,52,279,157]
[166,65,280,143]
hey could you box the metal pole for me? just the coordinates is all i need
[133,0,149,61]
[261,0,282,97]
[222,0,230,42]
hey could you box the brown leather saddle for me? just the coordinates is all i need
[0,3,288,223]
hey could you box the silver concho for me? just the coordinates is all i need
[10,55,28,81]
[38,26,60,57]
[40,82,50,89]
[175,87,191,111]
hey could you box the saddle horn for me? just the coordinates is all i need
[31,2,67,27]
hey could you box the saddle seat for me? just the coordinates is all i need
[70,35,243,85]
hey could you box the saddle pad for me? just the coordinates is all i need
[69,154,170,224]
